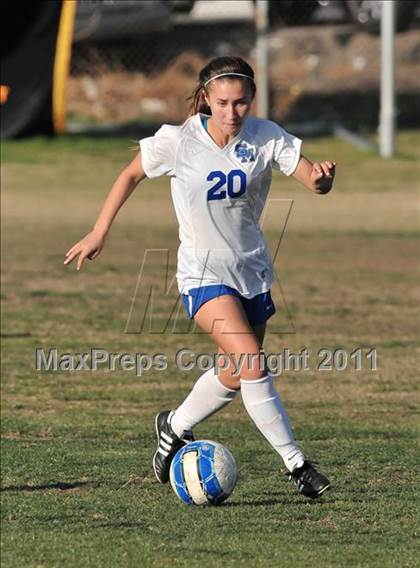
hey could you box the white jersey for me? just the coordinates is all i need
[139,113,301,299]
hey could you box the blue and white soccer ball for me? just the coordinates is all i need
[169,440,238,505]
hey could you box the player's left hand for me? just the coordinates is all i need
[310,161,336,194]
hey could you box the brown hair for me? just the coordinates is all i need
[187,56,256,117]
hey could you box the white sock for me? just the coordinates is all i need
[240,375,305,472]
[170,368,238,437]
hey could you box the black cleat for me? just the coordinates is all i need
[152,410,194,484]
[287,461,331,499]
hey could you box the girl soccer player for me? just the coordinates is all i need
[65,56,336,499]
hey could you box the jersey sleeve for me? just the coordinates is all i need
[139,125,180,178]
[271,124,302,176]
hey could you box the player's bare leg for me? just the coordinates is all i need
[217,322,266,390]
[193,294,302,463]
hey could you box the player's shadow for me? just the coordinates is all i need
[0,475,155,493]
[0,480,97,492]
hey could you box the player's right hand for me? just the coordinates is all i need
[64,230,105,271]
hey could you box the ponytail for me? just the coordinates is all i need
[187,84,211,117]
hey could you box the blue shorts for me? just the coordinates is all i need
[182,284,275,326]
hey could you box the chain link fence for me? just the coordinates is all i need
[68,0,420,132]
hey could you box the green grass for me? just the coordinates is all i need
[1,132,420,567]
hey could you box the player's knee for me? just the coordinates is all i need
[239,350,266,381]
[217,347,266,387]
[218,372,241,390]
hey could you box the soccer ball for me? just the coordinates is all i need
[169,440,238,505]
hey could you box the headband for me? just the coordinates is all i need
[203,72,254,87]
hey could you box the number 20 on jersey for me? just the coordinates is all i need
[207,169,247,201]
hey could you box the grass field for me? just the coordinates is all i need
[1,132,419,567]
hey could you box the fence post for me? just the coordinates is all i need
[255,0,269,119]
[379,0,395,158]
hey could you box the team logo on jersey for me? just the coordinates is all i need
[234,142,256,163]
